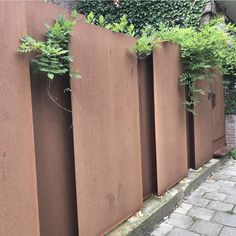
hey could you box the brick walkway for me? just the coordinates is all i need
[150,159,236,236]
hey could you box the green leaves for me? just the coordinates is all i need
[18,36,44,53]
[86,13,135,37]
[134,16,236,113]
[97,15,105,27]
[47,73,54,80]
[18,14,80,82]
[133,26,158,59]
[70,71,82,79]
[77,0,207,37]
[85,12,95,24]
[71,10,78,19]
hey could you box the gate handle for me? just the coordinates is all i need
[212,93,216,108]
[208,91,216,108]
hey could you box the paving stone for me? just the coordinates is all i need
[149,160,236,236]
[225,195,236,204]
[151,223,173,236]
[223,170,236,177]
[185,196,210,207]
[230,176,236,182]
[233,207,236,214]
[217,180,235,187]
[203,192,227,201]
[190,219,222,236]
[199,182,222,191]
[220,226,236,236]
[167,228,200,236]
[213,172,231,180]
[219,186,236,196]
[207,200,234,212]
[225,166,236,172]
[175,203,193,214]
[187,206,215,221]
[205,178,216,184]
[191,188,206,197]
[212,212,236,227]
[165,213,193,229]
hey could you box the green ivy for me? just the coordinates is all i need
[77,0,207,37]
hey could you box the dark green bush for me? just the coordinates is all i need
[77,0,207,36]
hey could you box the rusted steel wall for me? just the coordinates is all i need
[212,73,226,152]
[191,80,213,169]
[153,43,188,196]
[25,2,78,236]
[190,72,225,169]
[138,58,157,198]
[0,2,40,235]
[71,22,143,236]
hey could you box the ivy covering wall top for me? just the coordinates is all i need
[77,0,208,36]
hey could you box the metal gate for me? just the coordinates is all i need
[189,70,226,169]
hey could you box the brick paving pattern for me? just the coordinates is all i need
[150,160,236,236]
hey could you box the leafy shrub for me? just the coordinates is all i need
[133,17,236,113]
[85,12,135,36]
[18,13,80,81]
[77,0,207,37]
[228,149,236,159]
[133,26,159,59]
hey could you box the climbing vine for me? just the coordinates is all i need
[77,0,207,36]
[134,17,236,113]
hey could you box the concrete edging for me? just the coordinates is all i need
[107,157,227,236]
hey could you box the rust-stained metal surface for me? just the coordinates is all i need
[0,2,40,235]
[153,43,188,196]
[211,73,226,152]
[71,22,143,236]
[190,71,225,169]
[26,2,78,236]
[138,57,157,198]
[192,80,213,169]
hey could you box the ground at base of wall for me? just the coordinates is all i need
[150,159,236,236]
[108,157,227,236]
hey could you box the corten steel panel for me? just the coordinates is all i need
[138,58,157,198]
[0,2,40,235]
[71,22,143,236]
[213,137,226,153]
[211,73,226,152]
[193,80,213,169]
[26,2,78,236]
[153,43,188,196]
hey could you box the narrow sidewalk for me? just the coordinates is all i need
[150,159,236,236]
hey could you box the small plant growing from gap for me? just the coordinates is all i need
[227,149,236,160]
[133,25,159,59]
[18,10,80,83]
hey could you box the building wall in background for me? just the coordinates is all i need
[226,115,236,148]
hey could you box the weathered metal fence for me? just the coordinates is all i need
[71,21,143,236]
[0,1,226,236]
